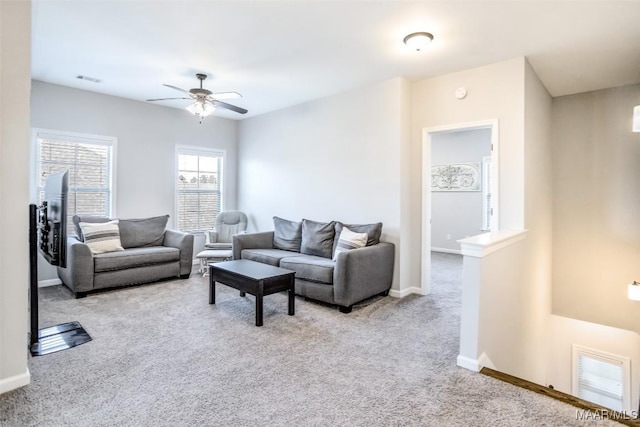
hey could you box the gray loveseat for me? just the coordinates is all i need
[57,215,194,298]
[233,217,395,313]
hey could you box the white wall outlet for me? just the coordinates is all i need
[446,233,452,240]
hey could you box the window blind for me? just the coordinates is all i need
[176,150,223,232]
[573,345,630,412]
[37,134,114,235]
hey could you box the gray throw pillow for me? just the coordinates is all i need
[301,219,336,259]
[273,216,302,252]
[118,215,169,248]
[72,215,110,241]
[332,222,383,255]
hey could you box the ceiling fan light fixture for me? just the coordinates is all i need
[403,32,434,51]
[186,100,215,119]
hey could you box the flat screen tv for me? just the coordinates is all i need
[39,171,68,268]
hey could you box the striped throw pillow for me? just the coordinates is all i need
[79,220,124,254]
[333,226,368,261]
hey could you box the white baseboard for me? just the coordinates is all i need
[38,278,61,288]
[431,247,462,255]
[0,369,30,394]
[457,353,495,372]
[457,355,482,372]
[389,286,423,298]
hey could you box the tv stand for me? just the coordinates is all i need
[29,204,91,356]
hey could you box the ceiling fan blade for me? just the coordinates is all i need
[146,97,192,102]
[211,91,242,100]
[213,100,248,114]
[163,84,190,94]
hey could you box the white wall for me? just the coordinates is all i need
[546,83,640,410]
[238,77,407,290]
[522,59,553,384]
[548,315,640,412]
[0,0,32,393]
[413,58,556,386]
[551,84,640,332]
[411,58,526,233]
[409,58,527,297]
[30,81,239,280]
[431,129,491,252]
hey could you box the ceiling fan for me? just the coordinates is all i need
[146,73,247,121]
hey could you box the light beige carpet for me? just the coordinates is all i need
[0,253,619,426]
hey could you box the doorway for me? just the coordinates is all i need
[421,120,499,294]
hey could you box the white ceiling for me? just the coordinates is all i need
[32,1,640,120]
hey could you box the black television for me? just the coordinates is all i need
[39,171,68,268]
[30,170,90,356]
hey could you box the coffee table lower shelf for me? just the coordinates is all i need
[209,259,295,326]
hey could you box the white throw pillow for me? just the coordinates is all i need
[79,220,124,254]
[333,226,368,261]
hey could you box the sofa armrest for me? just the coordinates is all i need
[164,229,194,276]
[333,242,395,307]
[56,236,95,295]
[232,231,274,260]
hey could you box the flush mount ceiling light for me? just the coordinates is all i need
[403,32,434,51]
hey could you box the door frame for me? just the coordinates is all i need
[421,119,500,294]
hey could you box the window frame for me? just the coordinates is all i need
[572,344,631,412]
[32,128,117,224]
[174,145,226,233]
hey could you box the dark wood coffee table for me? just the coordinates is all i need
[209,259,295,326]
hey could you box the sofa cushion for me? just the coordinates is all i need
[94,246,180,272]
[79,220,125,254]
[333,226,368,261]
[280,255,334,284]
[118,215,169,248]
[273,216,302,252]
[333,222,383,252]
[73,215,110,241]
[301,219,335,259]
[241,248,297,267]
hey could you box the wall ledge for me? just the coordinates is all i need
[458,229,528,258]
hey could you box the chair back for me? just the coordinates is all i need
[215,211,248,243]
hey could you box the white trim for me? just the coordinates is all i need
[421,119,500,295]
[457,355,482,372]
[0,370,30,394]
[458,229,527,258]
[174,145,226,232]
[389,286,423,298]
[38,278,62,288]
[431,247,462,255]
[457,353,495,372]
[421,130,432,295]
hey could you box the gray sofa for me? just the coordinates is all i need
[57,214,194,298]
[232,217,395,313]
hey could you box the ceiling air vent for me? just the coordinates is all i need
[75,75,101,83]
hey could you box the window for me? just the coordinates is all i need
[176,147,224,232]
[572,345,631,411]
[34,129,115,234]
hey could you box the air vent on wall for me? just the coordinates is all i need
[75,75,101,83]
